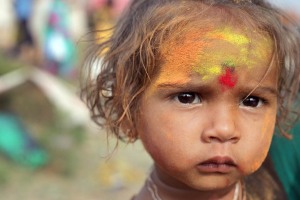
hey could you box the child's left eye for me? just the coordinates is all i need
[174,92,201,104]
[240,96,265,108]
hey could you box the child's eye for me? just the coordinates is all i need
[240,96,264,108]
[175,92,201,104]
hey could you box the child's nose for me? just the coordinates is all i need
[201,105,240,143]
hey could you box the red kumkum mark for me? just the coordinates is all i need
[219,68,238,89]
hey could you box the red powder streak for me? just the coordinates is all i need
[219,68,237,88]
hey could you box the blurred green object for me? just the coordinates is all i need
[270,122,300,200]
[0,112,48,168]
[0,53,21,76]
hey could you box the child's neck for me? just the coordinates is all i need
[145,165,242,200]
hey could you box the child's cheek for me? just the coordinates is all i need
[239,149,268,175]
[261,110,276,137]
[138,113,173,163]
[248,145,270,174]
[240,113,276,175]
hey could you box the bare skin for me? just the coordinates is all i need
[137,25,278,200]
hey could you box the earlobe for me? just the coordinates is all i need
[120,120,139,142]
[120,120,131,134]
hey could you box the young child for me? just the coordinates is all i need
[81,0,300,199]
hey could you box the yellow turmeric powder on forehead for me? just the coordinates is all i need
[192,25,273,82]
[153,23,273,89]
[206,26,251,45]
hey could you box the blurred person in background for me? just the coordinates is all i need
[0,0,16,50]
[43,0,77,78]
[87,0,114,33]
[11,0,36,60]
[87,0,132,35]
[86,0,132,78]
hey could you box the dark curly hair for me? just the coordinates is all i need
[81,0,300,142]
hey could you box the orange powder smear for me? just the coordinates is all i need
[248,113,275,173]
[249,159,263,173]
[261,113,275,137]
[244,145,269,174]
[250,143,270,173]
[153,26,273,88]
[154,29,211,86]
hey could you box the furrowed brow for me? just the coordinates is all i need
[156,82,189,89]
[156,81,214,94]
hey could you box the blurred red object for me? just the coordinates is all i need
[88,0,107,11]
[113,0,132,16]
[88,0,132,16]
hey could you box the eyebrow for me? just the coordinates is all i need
[156,82,201,89]
[156,82,217,94]
[156,82,278,95]
[245,86,278,96]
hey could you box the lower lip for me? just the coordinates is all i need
[197,163,236,173]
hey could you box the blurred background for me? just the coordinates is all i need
[0,0,152,199]
[0,0,298,200]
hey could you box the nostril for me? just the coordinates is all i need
[229,136,239,143]
[207,135,239,143]
[208,136,222,143]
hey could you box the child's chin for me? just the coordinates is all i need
[183,177,238,192]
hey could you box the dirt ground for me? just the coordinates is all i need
[0,125,153,200]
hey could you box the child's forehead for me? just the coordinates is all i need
[160,24,272,65]
[154,23,274,86]
[161,21,271,50]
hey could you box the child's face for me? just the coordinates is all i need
[137,25,278,191]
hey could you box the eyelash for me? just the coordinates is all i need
[240,96,268,108]
[173,92,201,105]
[172,92,268,108]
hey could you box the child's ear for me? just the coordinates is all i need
[120,120,138,142]
[120,119,130,133]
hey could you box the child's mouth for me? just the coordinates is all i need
[197,156,237,173]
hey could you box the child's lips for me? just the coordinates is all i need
[197,156,237,173]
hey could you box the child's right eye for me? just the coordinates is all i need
[174,92,201,104]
